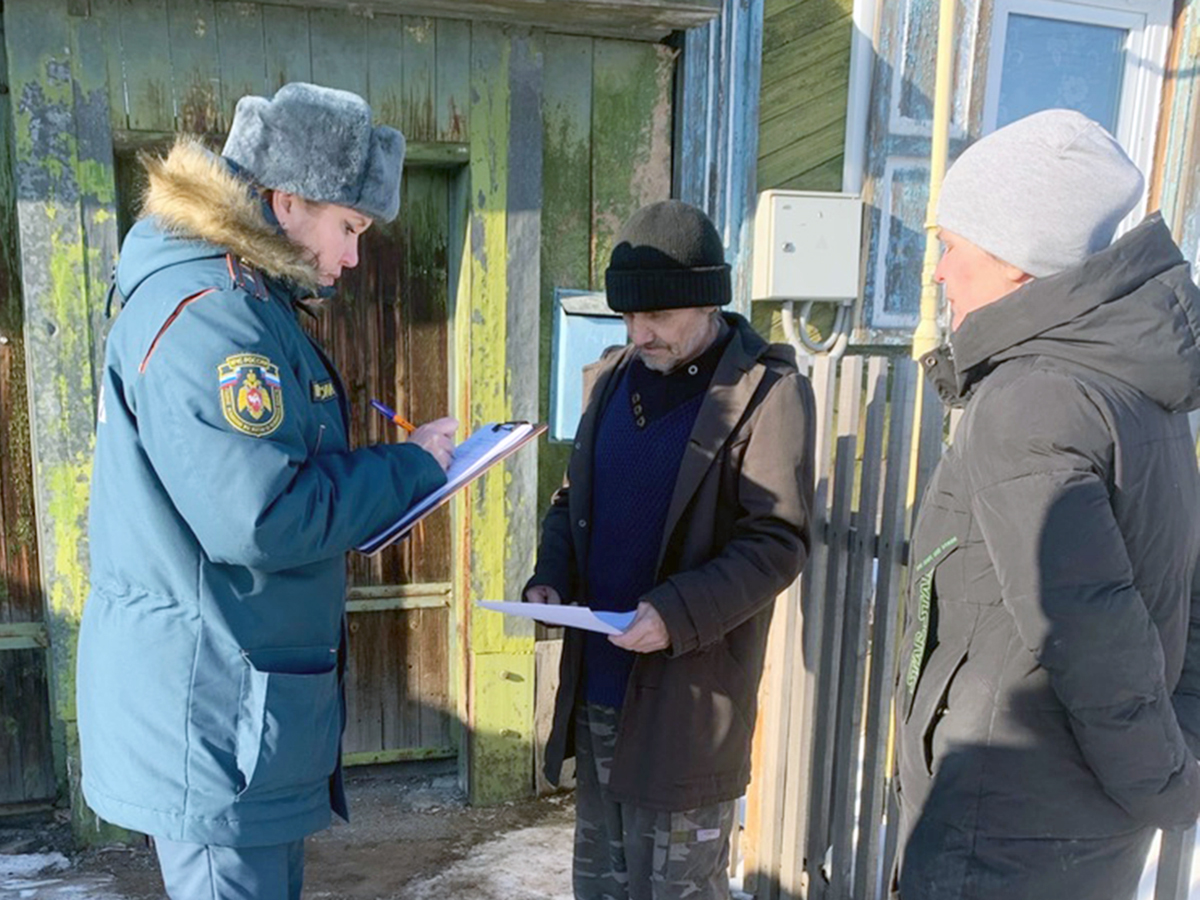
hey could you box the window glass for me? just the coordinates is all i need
[997,14,1127,133]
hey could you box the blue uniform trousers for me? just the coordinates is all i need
[154,836,305,900]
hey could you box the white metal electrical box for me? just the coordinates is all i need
[752,190,863,302]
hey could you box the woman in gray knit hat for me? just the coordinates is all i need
[76,83,457,899]
[893,108,1200,899]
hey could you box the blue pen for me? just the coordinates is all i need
[370,399,416,433]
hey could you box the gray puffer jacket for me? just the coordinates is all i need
[897,214,1200,852]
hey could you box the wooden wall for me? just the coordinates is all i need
[0,6,55,810]
[756,0,854,192]
[2,0,679,823]
[537,36,675,516]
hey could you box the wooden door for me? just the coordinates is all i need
[0,124,55,807]
[304,167,456,764]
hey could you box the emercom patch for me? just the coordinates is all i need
[218,353,285,437]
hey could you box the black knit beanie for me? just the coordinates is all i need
[605,200,732,312]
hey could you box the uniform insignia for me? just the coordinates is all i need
[218,353,285,437]
[310,379,337,402]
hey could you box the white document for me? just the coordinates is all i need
[479,601,636,635]
[357,422,545,555]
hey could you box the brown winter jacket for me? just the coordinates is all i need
[529,313,815,810]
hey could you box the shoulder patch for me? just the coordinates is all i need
[218,353,285,436]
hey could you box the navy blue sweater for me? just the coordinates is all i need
[582,332,729,708]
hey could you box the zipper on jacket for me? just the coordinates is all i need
[313,424,326,456]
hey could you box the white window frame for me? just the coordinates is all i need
[982,0,1172,224]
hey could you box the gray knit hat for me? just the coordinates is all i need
[222,82,405,223]
[937,109,1144,277]
[605,200,732,312]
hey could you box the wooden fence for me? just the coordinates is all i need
[741,351,1198,900]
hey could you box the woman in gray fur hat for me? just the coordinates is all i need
[77,83,456,899]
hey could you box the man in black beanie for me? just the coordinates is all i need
[525,200,816,900]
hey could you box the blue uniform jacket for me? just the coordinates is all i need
[77,140,445,847]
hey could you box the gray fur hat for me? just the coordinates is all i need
[937,109,1143,277]
[222,82,405,223]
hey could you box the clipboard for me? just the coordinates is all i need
[357,421,548,555]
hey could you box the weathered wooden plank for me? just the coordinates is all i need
[744,581,800,900]
[0,649,55,805]
[778,353,837,897]
[402,16,437,142]
[215,2,266,127]
[855,358,917,900]
[167,0,221,133]
[347,582,451,601]
[827,357,887,897]
[537,33,592,517]
[308,7,369,98]
[0,12,38,630]
[503,30,542,609]
[89,0,129,132]
[465,24,536,804]
[4,0,126,839]
[396,608,421,748]
[759,84,849,158]
[366,13,406,129]
[590,38,673,291]
[448,160,471,788]
[404,167,453,584]
[417,606,452,748]
[759,16,851,91]
[208,0,722,41]
[118,0,173,131]
[762,0,851,55]
[761,154,845,195]
[262,4,312,92]
[344,608,389,752]
[0,623,49,648]
[435,18,470,142]
[758,120,848,189]
[760,40,852,121]
[71,3,121,470]
[1155,826,1197,900]
[757,2,851,196]
[342,745,455,766]
[535,638,570,794]
[805,357,862,900]
[673,0,763,313]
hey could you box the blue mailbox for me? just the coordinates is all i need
[549,289,626,442]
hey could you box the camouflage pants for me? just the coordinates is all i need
[573,703,736,900]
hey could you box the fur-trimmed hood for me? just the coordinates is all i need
[126,138,321,296]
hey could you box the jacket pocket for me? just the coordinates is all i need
[235,645,340,800]
[910,645,969,777]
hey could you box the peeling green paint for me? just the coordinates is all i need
[463,28,537,806]
[77,159,115,204]
[6,0,121,840]
[44,454,93,720]
[591,41,674,288]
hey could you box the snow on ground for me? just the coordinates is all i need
[1,852,129,900]
[398,823,573,900]
[2,805,1199,898]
